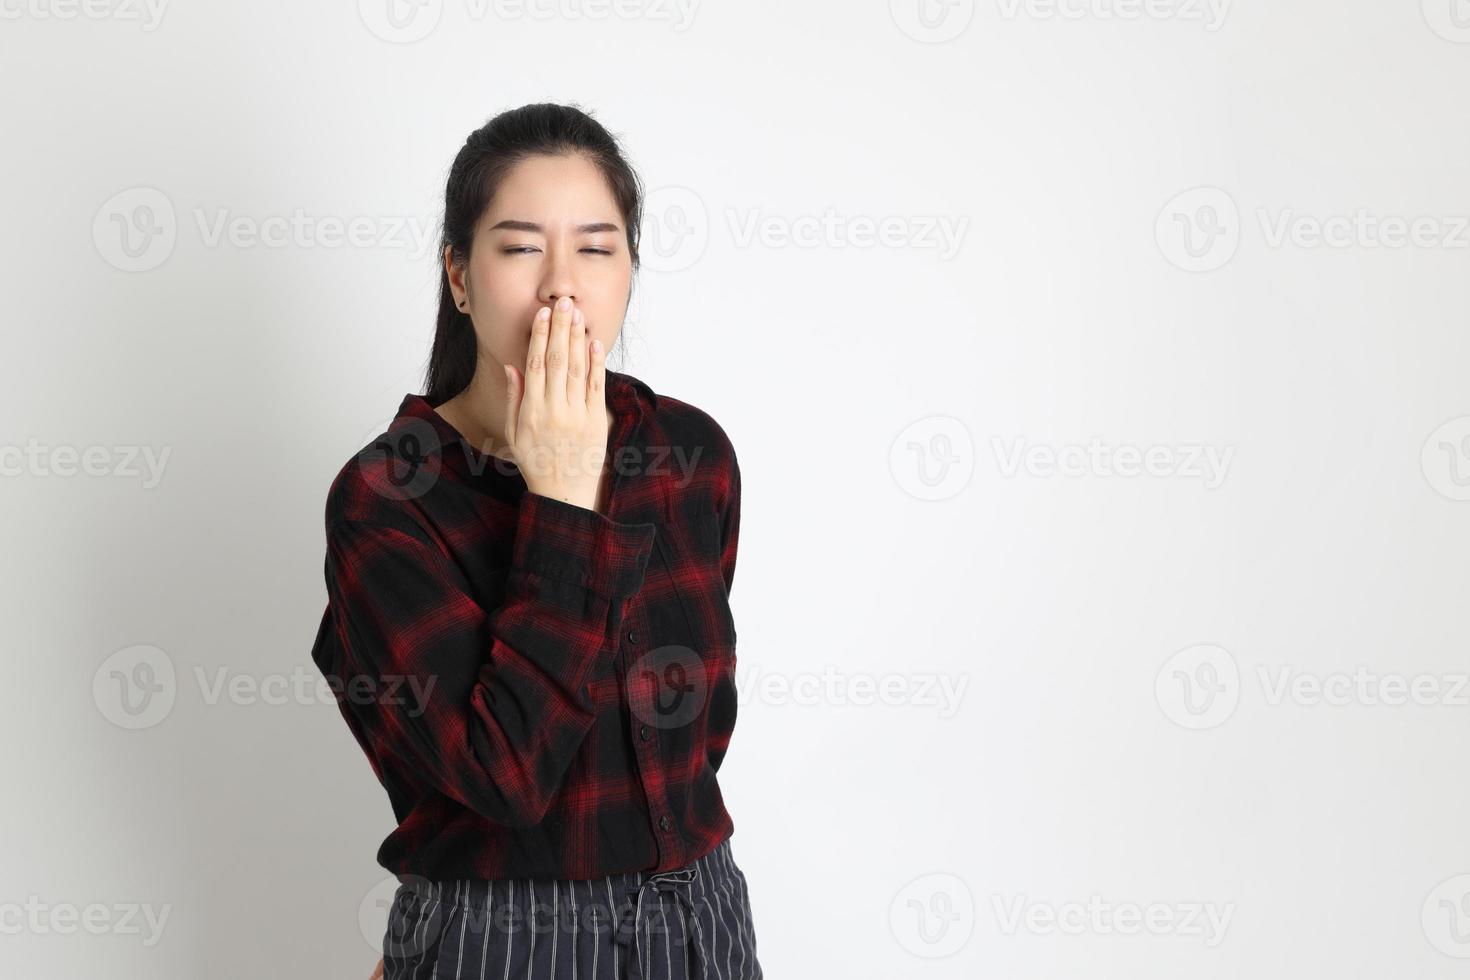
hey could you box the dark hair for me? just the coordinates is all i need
[425,103,643,406]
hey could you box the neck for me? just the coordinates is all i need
[438,369,512,461]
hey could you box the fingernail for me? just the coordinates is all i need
[556,297,572,311]
[537,307,550,320]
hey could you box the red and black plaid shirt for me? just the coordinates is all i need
[308,369,742,882]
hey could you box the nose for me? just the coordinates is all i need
[539,265,576,309]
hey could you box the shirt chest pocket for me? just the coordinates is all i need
[655,508,737,652]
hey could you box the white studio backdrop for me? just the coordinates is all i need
[3,0,1470,977]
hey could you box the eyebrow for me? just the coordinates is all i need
[486,219,622,235]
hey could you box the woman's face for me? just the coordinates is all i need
[445,152,633,385]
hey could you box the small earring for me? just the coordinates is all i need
[458,299,466,309]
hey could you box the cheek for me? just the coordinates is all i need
[584,311,620,347]
[588,274,631,335]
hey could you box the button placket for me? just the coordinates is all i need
[615,598,638,671]
[621,608,681,855]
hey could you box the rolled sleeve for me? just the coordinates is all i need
[513,492,658,598]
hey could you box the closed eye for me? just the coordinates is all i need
[503,246,613,255]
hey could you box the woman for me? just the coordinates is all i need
[310,103,761,979]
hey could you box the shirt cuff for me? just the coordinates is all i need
[512,492,658,597]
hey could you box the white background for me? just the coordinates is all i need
[3,0,1470,976]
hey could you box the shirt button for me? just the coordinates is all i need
[659,815,671,831]
[627,628,639,645]
[639,724,652,740]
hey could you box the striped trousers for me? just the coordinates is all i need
[382,836,762,980]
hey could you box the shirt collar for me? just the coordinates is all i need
[391,368,657,460]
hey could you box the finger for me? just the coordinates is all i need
[545,297,572,406]
[526,305,551,399]
[566,306,587,406]
[502,363,520,452]
[370,957,384,980]
[587,332,607,414]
